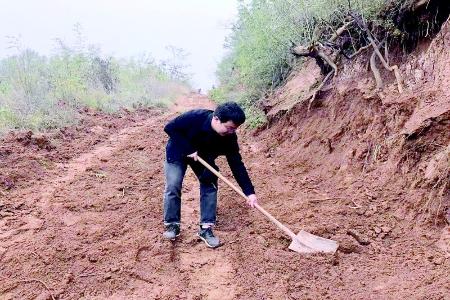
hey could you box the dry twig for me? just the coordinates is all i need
[79,273,104,278]
[350,199,362,209]
[347,43,371,59]
[308,197,346,203]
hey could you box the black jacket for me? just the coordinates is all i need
[164,109,255,195]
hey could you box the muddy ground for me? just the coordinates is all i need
[1,20,450,300]
[0,92,448,300]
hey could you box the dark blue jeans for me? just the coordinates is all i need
[163,160,218,227]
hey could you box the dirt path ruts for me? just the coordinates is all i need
[0,96,241,299]
[1,93,449,299]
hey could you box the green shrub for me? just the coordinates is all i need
[0,107,17,131]
[0,38,190,134]
[208,86,228,103]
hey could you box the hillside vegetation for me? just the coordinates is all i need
[0,36,190,134]
[211,0,449,126]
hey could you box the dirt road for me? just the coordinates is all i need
[0,94,448,299]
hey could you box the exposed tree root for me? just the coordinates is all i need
[329,20,355,43]
[308,70,334,112]
[365,33,404,93]
[351,13,404,93]
[318,51,338,77]
[370,50,383,90]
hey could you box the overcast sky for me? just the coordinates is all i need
[0,0,238,91]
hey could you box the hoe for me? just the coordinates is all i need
[197,156,339,253]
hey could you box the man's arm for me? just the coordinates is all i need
[226,149,257,207]
[225,137,255,196]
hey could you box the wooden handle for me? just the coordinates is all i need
[196,156,297,240]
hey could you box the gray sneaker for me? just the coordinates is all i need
[197,226,220,248]
[163,224,180,240]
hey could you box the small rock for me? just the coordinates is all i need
[432,257,444,265]
[53,289,65,299]
[414,69,424,82]
[335,234,361,254]
[356,208,366,216]
[369,205,378,212]
[100,158,108,162]
[365,191,377,200]
[13,202,24,209]
[88,255,98,262]
[104,272,112,280]
[364,210,374,217]
[374,227,382,234]
[347,229,371,245]
[256,235,268,247]
[110,266,120,272]
[63,273,74,284]
[425,276,435,285]
[381,226,392,233]
[0,211,14,217]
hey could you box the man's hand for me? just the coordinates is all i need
[187,151,198,161]
[246,194,258,208]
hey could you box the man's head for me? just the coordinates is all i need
[211,102,246,136]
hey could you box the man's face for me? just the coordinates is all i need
[212,116,239,136]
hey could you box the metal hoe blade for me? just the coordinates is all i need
[289,230,339,253]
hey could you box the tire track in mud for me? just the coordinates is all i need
[36,118,162,209]
[0,117,162,250]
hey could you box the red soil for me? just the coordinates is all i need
[0,22,449,300]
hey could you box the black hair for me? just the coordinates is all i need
[213,102,246,125]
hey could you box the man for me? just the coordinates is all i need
[163,101,258,248]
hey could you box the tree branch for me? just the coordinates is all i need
[329,20,355,43]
